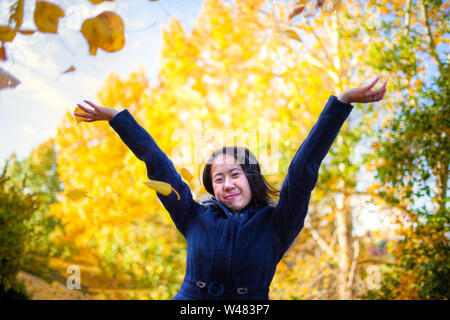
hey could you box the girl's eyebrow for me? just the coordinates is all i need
[213,167,241,178]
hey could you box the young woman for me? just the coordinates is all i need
[75,77,387,300]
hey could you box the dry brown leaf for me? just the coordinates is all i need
[0,44,6,61]
[0,66,20,90]
[63,65,76,74]
[288,6,305,20]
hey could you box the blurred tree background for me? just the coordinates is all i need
[0,0,448,300]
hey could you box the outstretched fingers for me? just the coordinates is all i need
[364,76,380,91]
[83,100,101,111]
[374,82,387,99]
[76,103,93,114]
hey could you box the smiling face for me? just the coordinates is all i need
[210,154,252,212]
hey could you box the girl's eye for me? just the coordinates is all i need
[232,173,239,177]
[215,178,223,183]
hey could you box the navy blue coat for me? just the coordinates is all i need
[109,95,353,300]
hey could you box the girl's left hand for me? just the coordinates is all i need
[75,100,119,122]
[338,76,387,104]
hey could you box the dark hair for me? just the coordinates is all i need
[202,146,279,208]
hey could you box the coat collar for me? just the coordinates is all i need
[202,197,257,218]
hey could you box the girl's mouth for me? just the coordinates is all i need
[225,194,240,200]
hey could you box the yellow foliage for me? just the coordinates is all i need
[50,0,395,299]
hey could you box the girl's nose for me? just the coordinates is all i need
[224,178,235,190]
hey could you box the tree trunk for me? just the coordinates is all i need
[434,159,448,217]
[335,190,353,299]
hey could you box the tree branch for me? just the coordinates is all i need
[305,219,334,256]
[419,0,446,76]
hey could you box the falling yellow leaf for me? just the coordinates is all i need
[143,180,180,200]
[66,188,98,201]
[288,6,305,20]
[0,26,17,43]
[281,29,302,42]
[73,106,88,124]
[63,65,76,74]
[34,1,65,34]
[66,189,88,201]
[0,0,25,43]
[0,0,24,44]
[9,0,24,28]
[180,167,193,183]
[81,11,125,56]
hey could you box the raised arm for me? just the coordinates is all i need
[75,101,201,237]
[273,78,387,256]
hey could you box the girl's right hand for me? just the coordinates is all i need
[75,100,119,122]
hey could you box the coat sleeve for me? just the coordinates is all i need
[273,95,353,256]
[108,109,201,237]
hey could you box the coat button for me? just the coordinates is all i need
[207,281,224,297]
[196,281,206,288]
[237,287,248,295]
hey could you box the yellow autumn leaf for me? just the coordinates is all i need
[65,189,88,201]
[143,180,180,200]
[63,65,76,74]
[81,11,125,56]
[66,188,98,201]
[34,1,65,34]
[288,6,305,20]
[73,106,88,124]
[180,167,193,183]
[0,26,17,43]
[0,0,24,44]
[9,0,24,29]
[281,29,302,42]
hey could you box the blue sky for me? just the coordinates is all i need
[0,0,203,165]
